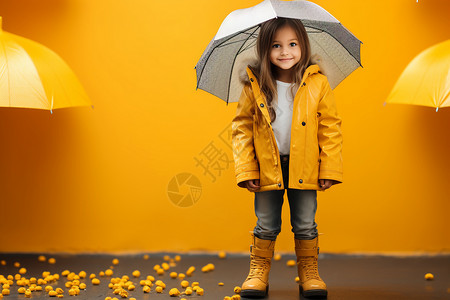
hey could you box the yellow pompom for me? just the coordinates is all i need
[169,288,181,296]
[143,286,151,293]
[286,260,296,267]
[196,287,204,295]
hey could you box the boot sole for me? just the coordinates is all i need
[241,285,269,298]
[299,285,327,298]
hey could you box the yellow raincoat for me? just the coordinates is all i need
[231,64,343,192]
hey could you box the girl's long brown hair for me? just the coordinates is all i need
[250,17,311,122]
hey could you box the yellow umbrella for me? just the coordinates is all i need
[385,39,450,112]
[0,17,91,113]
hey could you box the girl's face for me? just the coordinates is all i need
[269,25,301,72]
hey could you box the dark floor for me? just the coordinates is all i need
[0,253,449,300]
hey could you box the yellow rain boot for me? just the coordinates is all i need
[241,233,275,298]
[295,237,327,298]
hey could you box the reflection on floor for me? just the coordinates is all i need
[0,253,449,300]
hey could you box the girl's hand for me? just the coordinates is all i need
[244,179,260,192]
[319,179,337,191]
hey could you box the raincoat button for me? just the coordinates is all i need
[302,82,306,86]
[302,121,306,126]
[278,183,281,187]
[299,179,303,183]
[260,103,264,108]
[250,78,254,82]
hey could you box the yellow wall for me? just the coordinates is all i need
[0,0,449,254]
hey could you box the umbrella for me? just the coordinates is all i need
[0,17,91,113]
[195,0,362,103]
[385,39,450,112]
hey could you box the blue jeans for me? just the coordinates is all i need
[253,155,318,241]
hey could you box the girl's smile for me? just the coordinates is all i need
[269,25,302,81]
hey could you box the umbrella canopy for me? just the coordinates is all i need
[385,39,450,112]
[195,0,362,103]
[0,17,91,113]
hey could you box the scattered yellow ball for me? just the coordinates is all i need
[164,255,170,261]
[175,255,181,261]
[147,275,155,282]
[128,284,135,291]
[78,271,87,278]
[224,297,231,300]
[19,267,27,274]
[0,260,5,266]
[35,286,43,291]
[80,283,87,289]
[99,271,105,277]
[186,266,195,276]
[112,258,119,265]
[234,286,241,294]
[178,273,186,280]
[170,272,177,279]
[143,254,149,260]
[45,286,54,292]
[61,270,70,277]
[38,255,46,262]
[49,290,58,297]
[196,287,204,295]
[90,273,96,279]
[18,287,26,294]
[274,253,282,261]
[14,262,20,267]
[185,287,193,295]
[1,289,10,296]
[201,263,215,272]
[56,288,64,294]
[157,268,164,275]
[48,258,56,264]
[105,269,113,276]
[425,273,434,280]
[143,286,151,293]
[169,288,181,296]
[153,264,161,271]
[155,286,163,293]
[181,280,189,288]
[192,282,199,287]
[286,260,297,267]
[25,289,32,298]
[295,276,300,283]
[218,282,224,286]
[162,262,170,271]
[231,295,241,300]
[92,278,100,285]
[218,251,227,259]
[132,270,141,277]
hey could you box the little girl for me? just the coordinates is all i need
[231,17,343,299]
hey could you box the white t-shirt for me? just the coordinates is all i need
[272,80,294,155]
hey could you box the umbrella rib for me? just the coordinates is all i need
[226,25,260,104]
[305,23,362,67]
[196,26,258,91]
[216,33,258,49]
